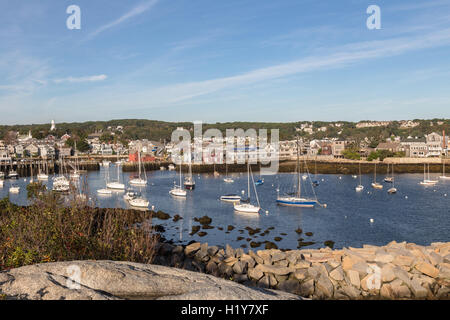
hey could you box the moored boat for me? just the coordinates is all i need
[129,197,150,208]
[220,194,241,202]
[9,185,20,194]
[371,163,383,189]
[277,138,319,207]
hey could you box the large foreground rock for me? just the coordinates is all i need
[0,260,301,300]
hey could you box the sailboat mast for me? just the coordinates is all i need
[296,137,301,198]
[374,163,376,182]
[179,163,181,186]
[138,149,142,178]
[359,162,362,185]
[247,162,250,200]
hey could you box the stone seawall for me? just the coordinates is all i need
[153,241,450,299]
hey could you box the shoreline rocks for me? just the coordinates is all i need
[152,240,450,300]
[0,261,300,300]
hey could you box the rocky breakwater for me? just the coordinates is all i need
[153,241,450,300]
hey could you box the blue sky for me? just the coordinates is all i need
[1,0,450,125]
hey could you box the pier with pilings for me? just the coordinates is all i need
[0,158,100,178]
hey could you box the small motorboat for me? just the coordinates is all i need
[371,182,383,189]
[184,177,195,190]
[419,180,438,186]
[223,178,234,183]
[388,187,397,194]
[8,170,19,179]
[9,185,20,194]
[168,164,175,171]
[37,173,49,180]
[123,190,139,201]
[129,197,149,208]
[220,194,241,202]
[70,171,80,180]
[97,188,112,195]
[254,179,264,186]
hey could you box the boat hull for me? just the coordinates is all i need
[220,195,241,202]
[276,198,317,207]
[184,183,195,190]
[170,189,187,197]
[129,179,147,186]
[233,204,260,213]
[129,199,149,208]
[106,182,125,190]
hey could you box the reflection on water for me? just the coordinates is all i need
[1,164,449,250]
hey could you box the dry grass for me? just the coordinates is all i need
[0,187,159,270]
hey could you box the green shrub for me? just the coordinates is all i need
[0,192,158,270]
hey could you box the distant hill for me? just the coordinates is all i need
[1,118,449,143]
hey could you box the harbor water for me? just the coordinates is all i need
[1,164,449,250]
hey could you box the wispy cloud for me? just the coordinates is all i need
[53,74,108,84]
[388,0,450,12]
[142,28,450,104]
[86,0,158,40]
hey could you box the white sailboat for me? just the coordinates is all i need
[129,197,150,208]
[371,163,383,189]
[439,160,450,180]
[169,164,187,197]
[70,142,81,180]
[184,160,195,190]
[7,160,18,179]
[129,150,147,186]
[100,160,111,167]
[387,164,397,194]
[234,162,260,213]
[223,163,234,183]
[213,163,220,177]
[106,155,125,190]
[97,165,112,195]
[277,138,318,207]
[37,160,49,180]
[384,163,394,183]
[420,163,438,185]
[355,162,364,192]
[52,157,70,192]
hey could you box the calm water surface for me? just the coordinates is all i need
[1,165,449,250]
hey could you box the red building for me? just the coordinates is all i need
[128,152,155,163]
